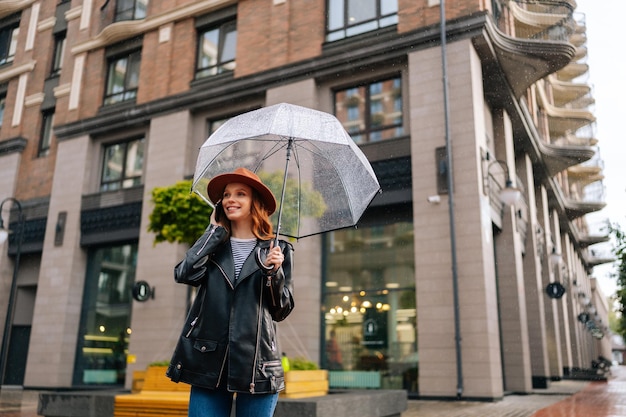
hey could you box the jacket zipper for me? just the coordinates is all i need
[196,226,216,256]
[185,316,198,338]
[261,360,282,372]
[266,276,277,307]
[216,345,229,388]
[249,283,265,393]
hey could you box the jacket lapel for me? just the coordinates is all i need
[236,240,268,286]
[217,240,235,286]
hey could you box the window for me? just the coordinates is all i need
[38,110,54,157]
[0,21,19,66]
[73,243,137,386]
[326,0,398,42]
[334,76,404,144]
[50,33,66,76]
[104,50,141,105]
[0,94,5,128]
[322,219,417,393]
[196,19,237,79]
[100,138,144,192]
[115,0,148,22]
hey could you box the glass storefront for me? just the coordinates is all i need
[74,243,137,385]
[322,217,418,394]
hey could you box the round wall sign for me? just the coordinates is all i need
[545,282,566,299]
[132,280,153,302]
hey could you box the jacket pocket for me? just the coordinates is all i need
[193,339,218,354]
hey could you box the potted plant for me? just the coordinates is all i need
[282,357,329,399]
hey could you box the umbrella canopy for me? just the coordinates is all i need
[192,103,381,239]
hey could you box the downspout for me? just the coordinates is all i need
[439,0,464,399]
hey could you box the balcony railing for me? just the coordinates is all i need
[492,0,576,42]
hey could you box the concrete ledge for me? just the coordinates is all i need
[40,389,407,417]
[38,390,123,417]
[275,390,407,417]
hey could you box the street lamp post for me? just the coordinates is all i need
[0,197,24,387]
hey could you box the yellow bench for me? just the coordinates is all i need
[114,366,190,417]
[114,366,328,417]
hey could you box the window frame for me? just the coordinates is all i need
[50,32,66,77]
[195,17,237,79]
[100,137,145,192]
[0,91,6,129]
[333,75,404,145]
[38,109,55,157]
[0,14,20,66]
[326,0,398,42]
[103,49,142,106]
[114,0,148,22]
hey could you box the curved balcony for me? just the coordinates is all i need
[568,165,604,187]
[547,74,591,107]
[564,198,606,220]
[585,248,615,268]
[579,234,609,248]
[573,46,587,61]
[556,62,589,81]
[477,1,576,99]
[508,1,573,38]
[536,81,595,136]
[539,142,595,176]
[0,0,36,19]
[555,133,597,147]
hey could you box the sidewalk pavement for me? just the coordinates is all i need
[1,366,624,417]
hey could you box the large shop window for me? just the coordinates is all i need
[334,76,404,144]
[100,137,145,192]
[74,243,137,386]
[322,218,418,394]
[326,0,398,42]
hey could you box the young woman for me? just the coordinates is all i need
[167,167,295,417]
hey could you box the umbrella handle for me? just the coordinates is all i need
[255,247,275,273]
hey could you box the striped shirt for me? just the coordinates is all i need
[230,237,257,280]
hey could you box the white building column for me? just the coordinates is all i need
[492,109,532,393]
[24,135,92,387]
[519,155,551,388]
[126,110,194,387]
[409,39,503,399]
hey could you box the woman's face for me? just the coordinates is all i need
[222,182,253,224]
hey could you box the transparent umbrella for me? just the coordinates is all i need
[192,103,381,240]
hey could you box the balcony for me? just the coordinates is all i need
[538,142,595,177]
[547,75,591,107]
[475,0,576,100]
[556,62,589,81]
[536,80,595,137]
[568,165,604,187]
[584,247,615,268]
[563,179,605,220]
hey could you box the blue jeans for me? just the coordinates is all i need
[188,385,279,417]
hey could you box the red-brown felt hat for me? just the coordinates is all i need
[207,167,277,215]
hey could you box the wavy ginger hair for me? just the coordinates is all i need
[220,189,275,240]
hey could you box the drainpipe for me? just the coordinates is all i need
[440,0,464,399]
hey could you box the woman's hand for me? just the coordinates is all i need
[264,241,284,271]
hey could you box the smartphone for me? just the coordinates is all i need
[214,201,225,222]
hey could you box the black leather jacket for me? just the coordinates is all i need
[166,224,295,394]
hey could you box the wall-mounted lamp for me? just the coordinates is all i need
[550,247,563,267]
[483,154,522,206]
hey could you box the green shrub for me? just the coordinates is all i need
[289,357,318,370]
